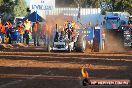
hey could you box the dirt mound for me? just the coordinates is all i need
[0,43,28,50]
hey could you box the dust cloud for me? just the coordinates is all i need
[46,13,73,30]
[41,13,74,45]
[104,30,125,52]
[40,14,125,52]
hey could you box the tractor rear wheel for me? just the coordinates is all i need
[75,35,86,52]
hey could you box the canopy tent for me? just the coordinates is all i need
[23,11,45,22]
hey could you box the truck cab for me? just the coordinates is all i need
[105,16,120,30]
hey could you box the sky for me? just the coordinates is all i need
[25,0,30,6]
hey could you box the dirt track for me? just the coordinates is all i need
[0,50,131,88]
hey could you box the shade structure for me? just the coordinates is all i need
[23,11,45,22]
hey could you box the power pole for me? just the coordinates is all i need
[74,0,81,22]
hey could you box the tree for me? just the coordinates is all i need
[81,0,100,8]
[0,0,4,6]
[108,0,132,14]
[73,0,100,8]
[0,0,14,14]
[56,0,132,14]
[0,0,28,22]
[0,0,15,22]
[100,0,132,15]
[13,0,28,17]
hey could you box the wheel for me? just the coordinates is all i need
[82,78,87,86]
[68,45,72,52]
[75,35,86,52]
[47,45,51,52]
[82,78,91,86]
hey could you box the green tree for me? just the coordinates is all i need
[115,0,132,14]
[0,0,28,22]
[0,0,15,22]
[80,0,100,8]
[56,0,132,14]
[0,0,4,6]
[0,0,14,13]
[13,0,28,17]
[100,0,132,15]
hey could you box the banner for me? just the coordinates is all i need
[30,0,55,11]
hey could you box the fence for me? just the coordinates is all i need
[31,8,104,25]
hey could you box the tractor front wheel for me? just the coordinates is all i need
[75,35,86,52]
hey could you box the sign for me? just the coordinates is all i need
[83,79,130,86]
[77,28,94,41]
[95,26,101,29]
[85,28,94,41]
[124,29,132,46]
[30,0,55,11]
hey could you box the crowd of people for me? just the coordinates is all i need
[0,18,100,47]
[0,19,48,46]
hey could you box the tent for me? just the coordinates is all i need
[23,11,44,22]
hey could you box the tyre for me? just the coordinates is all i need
[68,45,72,52]
[47,44,50,52]
[82,78,91,86]
[75,35,86,52]
[82,78,87,86]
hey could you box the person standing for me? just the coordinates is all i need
[17,22,24,43]
[32,20,41,46]
[4,21,12,44]
[0,22,2,43]
[23,19,32,45]
[0,23,5,43]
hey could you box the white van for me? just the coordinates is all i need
[14,17,24,26]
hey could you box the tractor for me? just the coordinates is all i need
[51,21,86,52]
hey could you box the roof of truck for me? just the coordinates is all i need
[106,16,120,19]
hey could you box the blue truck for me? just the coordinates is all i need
[105,16,120,30]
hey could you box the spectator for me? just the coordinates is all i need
[24,19,32,45]
[4,21,12,44]
[11,26,19,44]
[32,20,41,46]
[17,22,24,43]
[0,22,5,43]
